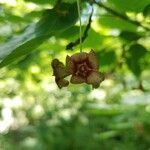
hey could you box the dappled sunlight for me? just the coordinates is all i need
[0,0,150,149]
[0,0,17,6]
[145,105,150,113]
[89,89,106,101]
[0,107,14,133]
[122,90,150,105]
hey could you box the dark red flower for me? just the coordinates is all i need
[51,50,104,89]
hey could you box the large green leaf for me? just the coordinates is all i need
[63,0,78,3]
[24,0,54,5]
[97,49,117,72]
[119,31,142,42]
[126,44,147,77]
[99,15,137,31]
[143,4,150,17]
[83,29,105,49]
[0,3,78,68]
[24,0,77,5]
[55,26,79,40]
[0,12,24,23]
[107,0,150,13]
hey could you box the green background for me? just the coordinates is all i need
[0,0,150,149]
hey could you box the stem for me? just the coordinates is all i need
[77,0,82,52]
[66,6,93,50]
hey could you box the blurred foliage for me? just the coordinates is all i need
[0,0,150,150]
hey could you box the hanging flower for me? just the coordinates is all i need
[51,50,104,89]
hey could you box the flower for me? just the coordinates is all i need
[66,50,104,88]
[51,50,104,89]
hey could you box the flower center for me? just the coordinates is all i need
[75,62,91,77]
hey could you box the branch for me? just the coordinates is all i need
[66,6,94,50]
[94,1,150,31]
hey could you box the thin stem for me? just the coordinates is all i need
[66,6,93,50]
[77,0,82,52]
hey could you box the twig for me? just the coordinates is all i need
[94,1,150,31]
[66,6,94,50]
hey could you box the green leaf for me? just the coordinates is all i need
[99,15,137,31]
[0,3,78,68]
[0,13,24,23]
[119,31,142,42]
[24,11,43,22]
[143,4,150,17]
[24,0,55,5]
[97,49,117,72]
[57,27,106,49]
[55,26,79,40]
[95,131,119,140]
[107,0,150,13]
[126,44,147,77]
[63,0,77,3]
[83,29,105,49]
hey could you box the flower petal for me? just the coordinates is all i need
[51,59,70,89]
[86,71,104,88]
[56,78,69,89]
[88,50,99,70]
[70,75,86,84]
[51,59,69,78]
[66,55,74,74]
[71,52,87,62]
